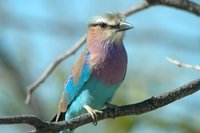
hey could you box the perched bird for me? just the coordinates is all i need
[51,12,133,133]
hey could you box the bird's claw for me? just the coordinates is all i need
[105,103,120,119]
[83,105,102,126]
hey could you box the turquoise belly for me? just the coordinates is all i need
[65,78,122,120]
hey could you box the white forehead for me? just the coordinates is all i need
[89,12,125,25]
[90,17,108,24]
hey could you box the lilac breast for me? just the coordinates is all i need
[90,44,127,86]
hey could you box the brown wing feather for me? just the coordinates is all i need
[71,50,88,85]
[51,49,88,122]
[51,90,67,122]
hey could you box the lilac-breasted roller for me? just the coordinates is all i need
[51,12,133,133]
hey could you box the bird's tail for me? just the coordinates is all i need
[51,112,66,122]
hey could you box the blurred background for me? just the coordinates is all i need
[0,0,200,133]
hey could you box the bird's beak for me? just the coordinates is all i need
[118,21,133,32]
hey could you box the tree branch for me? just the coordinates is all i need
[0,115,47,129]
[146,0,200,16]
[166,57,200,71]
[1,78,200,132]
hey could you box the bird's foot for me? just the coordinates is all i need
[83,105,102,126]
[105,102,120,119]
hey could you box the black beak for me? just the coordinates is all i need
[118,21,133,31]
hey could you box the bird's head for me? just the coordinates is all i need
[87,12,133,45]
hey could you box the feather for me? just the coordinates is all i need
[64,50,92,108]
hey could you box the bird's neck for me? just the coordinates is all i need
[87,29,123,54]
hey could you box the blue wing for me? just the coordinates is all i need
[64,50,92,107]
[51,50,92,122]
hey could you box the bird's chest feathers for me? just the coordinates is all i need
[89,45,127,85]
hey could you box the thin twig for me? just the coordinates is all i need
[123,1,150,16]
[1,78,200,132]
[25,2,151,104]
[166,57,200,71]
[147,0,200,16]
[25,34,87,104]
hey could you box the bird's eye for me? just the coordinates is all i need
[116,23,120,29]
[99,22,108,28]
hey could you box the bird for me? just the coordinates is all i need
[51,12,133,133]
